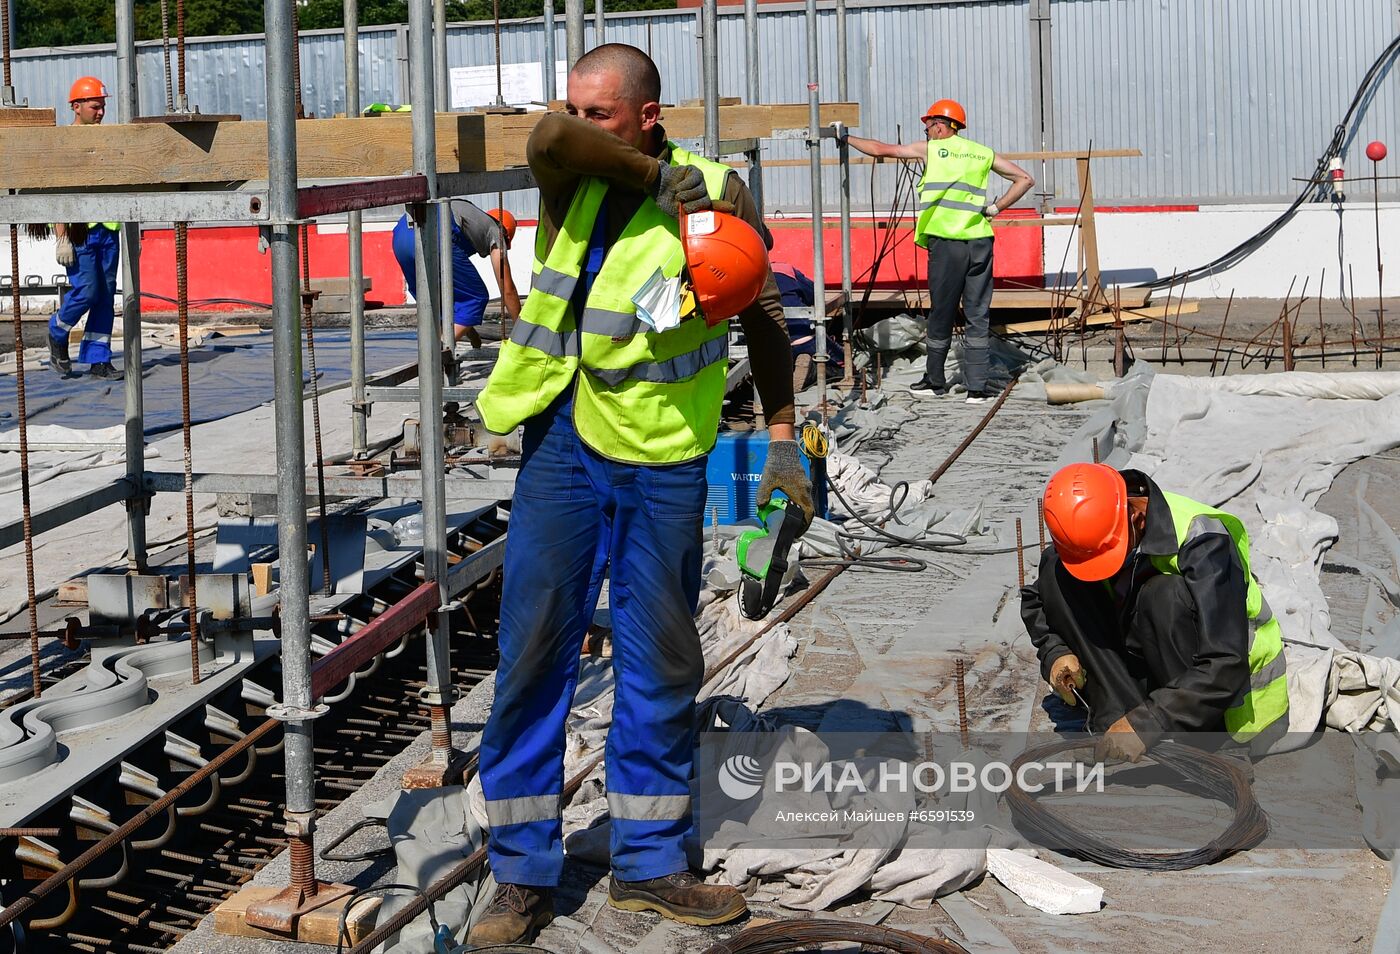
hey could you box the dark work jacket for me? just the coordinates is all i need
[1020,470,1252,734]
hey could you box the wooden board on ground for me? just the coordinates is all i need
[0,104,861,190]
[834,287,1152,311]
[212,885,380,945]
[994,307,1158,334]
[0,108,56,127]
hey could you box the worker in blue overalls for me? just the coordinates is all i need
[390,202,520,355]
[49,76,123,381]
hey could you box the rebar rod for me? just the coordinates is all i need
[175,0,187,110]
[300,227,333,595]
[174,223,201,684]
[805,0,828,413]
[7,226,40,699]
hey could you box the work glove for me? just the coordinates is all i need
[653,160,711,218]
[55,236,75,268]
[757,440,815,533]
[1048,653,1086,706]
[1095,715,1147,764]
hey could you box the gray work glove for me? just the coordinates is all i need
[653,160,711,218]
[757,440,816,532]
[55,235,75,267]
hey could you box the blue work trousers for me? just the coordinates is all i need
[50,226,120,365]
[479,393,709,887]
[391,214,490,327]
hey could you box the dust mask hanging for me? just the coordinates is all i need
[631,246,688,333]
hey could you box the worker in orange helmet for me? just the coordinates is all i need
[1021,463,1289,764]
[842,99,1034,403]
[469,43,810,946]
[389,201,520,357]
[49,77,123,379]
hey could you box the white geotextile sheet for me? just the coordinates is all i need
[1121,368,1400,738]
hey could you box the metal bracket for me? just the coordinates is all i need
[243,880,355,934]
[265,702,330,723]
[416,686,449,707]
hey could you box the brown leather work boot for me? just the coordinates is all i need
[607,871,747,925]
[466,882,554,945]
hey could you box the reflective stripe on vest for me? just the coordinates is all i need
[1147,493,1290,742]
[914,135,994,245]
[477,145,737,464]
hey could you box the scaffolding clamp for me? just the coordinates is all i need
[266,701,330,723]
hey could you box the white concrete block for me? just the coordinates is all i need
[986,847,1104,915]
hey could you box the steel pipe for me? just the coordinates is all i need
[408,0,457,763]
[701,0,719,158]
[565,0,585,69]
[543,0,557,101]
[804,0,828,407]
[264,0,316,831]
[115,0,147,571]
[345,0,368,457]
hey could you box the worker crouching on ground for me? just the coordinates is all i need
[1021,463,1290,762]
[469,43,814,945]
[391,201,520,355]
[48,77,123,380]
[843,100,1032,403]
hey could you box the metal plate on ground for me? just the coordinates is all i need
[88,573,169,626]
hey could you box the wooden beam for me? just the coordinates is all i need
[835,287,1152,310]
[736,147,1140,169]
[0,104,861,190]
[0,108,56,127]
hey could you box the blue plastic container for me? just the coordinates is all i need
[703,429,828,525]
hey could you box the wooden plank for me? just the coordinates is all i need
[213,885,380,945]
[1000,148,1141,160]
[0,104,862,190]
[738,146,1138,169]
[994,309,1154,334]
[0,108,56,127]
[835,287,1151,310]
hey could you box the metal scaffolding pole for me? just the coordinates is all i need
[433,0,455,366]
[250,0,326,919]
[565,0,585,68]
[835,0,852,386]
[115,0,147,570]
[744,0,758,103]
[543,0,557,101]
[408,0,456,773]
[701,0,719,158]
[346,0,368,458]
[594,0,606,44]
[805,0,828,409]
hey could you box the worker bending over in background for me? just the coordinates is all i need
[469,43,814,945]
[391,201,520,354]
[1022,463,1290,762]
[49,77,123,380]
[844,100,1033,403]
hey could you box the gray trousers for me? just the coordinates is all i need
[925,236,994,392]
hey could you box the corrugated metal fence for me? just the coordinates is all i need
[9,0,1400,215]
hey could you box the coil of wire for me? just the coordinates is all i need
[1005,739,1268,870]
[699,918,967,953]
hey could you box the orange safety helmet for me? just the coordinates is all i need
[1042,462,1130,582]
[923,98,966,130]
[68,76,109,103]
[486,208,517,246]
[681,210,769,327]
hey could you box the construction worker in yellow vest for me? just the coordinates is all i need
[844,99,1033,403]
[468,43,813,946]
[1022,464,1290,762]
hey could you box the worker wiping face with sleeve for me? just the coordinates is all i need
[467,42,813,947]
[1021,463,1290,763]
[48,77,123,381]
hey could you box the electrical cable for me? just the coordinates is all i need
[1139,33,1400,289]
[141,291,272,310]
[335,883,437,954]
[1004,738,1268,870]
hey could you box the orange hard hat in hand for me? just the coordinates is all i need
[486,208,517,246]
[69,76,108,102]
[923,98,967,129]
[1042,463,1130,581]
[681,210,769,327]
